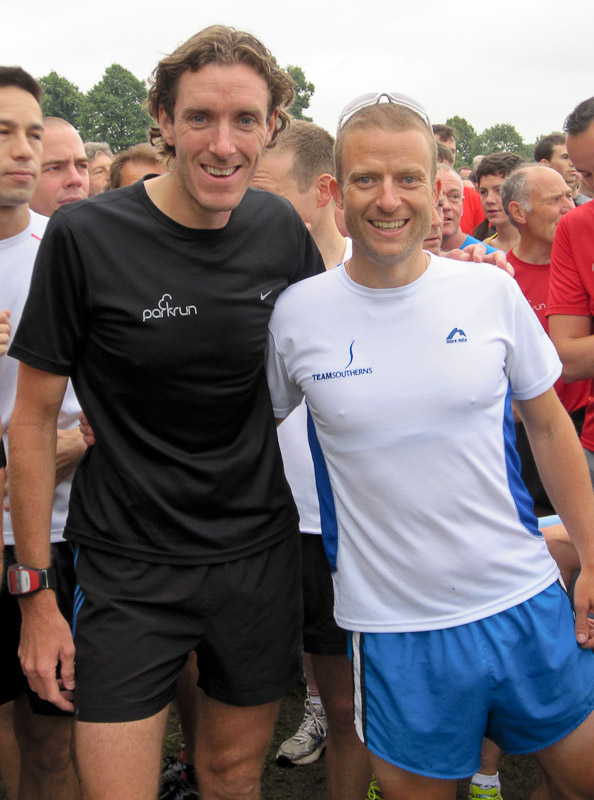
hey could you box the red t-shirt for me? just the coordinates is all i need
[548,202,594,449]
[508,249,591,415]
[460,186,485,235]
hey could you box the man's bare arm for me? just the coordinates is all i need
[515,387,594,647]
[548,314,594,383]
[8,363,75,711]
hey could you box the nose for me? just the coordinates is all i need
[376,179,400,212]
[11,130,35,161]
[209,122,237,159]
[64,163,83,188]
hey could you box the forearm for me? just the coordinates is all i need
[548,315,594,383]
[520,401,594,568]
[55,426,86,486]
[9,413,58,568]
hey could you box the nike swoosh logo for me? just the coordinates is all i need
[260,290,273,300]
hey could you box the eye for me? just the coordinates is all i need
[239,116,256,126]
[403,176,418,185]
[191,113,206,124]
[357,176,372,186]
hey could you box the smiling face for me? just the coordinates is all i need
[0,86,43,209]
[332,126,437,284]
[159,63,278,228]
[30,123,89,216]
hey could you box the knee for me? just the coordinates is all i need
[15,717,73,775]
[323,691,356,736]
[199,749,262,799]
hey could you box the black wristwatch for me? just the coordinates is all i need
[7,565,57,595]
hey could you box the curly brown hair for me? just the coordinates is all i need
[147,25,295,160]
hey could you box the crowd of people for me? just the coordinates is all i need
[2,22,594,800]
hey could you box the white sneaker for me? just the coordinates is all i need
[275,698,328,766]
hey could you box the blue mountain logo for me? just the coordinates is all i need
[446,327,467,344]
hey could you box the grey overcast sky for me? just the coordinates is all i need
[6,0,593,153]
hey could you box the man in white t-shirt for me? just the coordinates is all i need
[0,66,84,800]
[266,92,594,800]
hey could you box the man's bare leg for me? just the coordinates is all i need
[534,709,594,799]
[173,652,199,775]
[312,653,371,800]
[370,752,457,800]
[74,705,169,800]
[13,694,78,800]
[0,702,19,800]
[194,691,279,800]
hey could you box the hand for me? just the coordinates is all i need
[18,594,76,712]
[0,310,11,356]
[79,413,96,447]
[55,427,86,486]
[458,244,514,276]
[572,568,594,649]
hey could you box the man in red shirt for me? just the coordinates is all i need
[548,97,594,482]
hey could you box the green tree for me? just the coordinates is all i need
[446,115,477,168]
[476,123,525,155]
[286,65,315,121]
[77,64,152,151]
[38,71,83,125]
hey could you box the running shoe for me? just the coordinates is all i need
[366,777,384,799]
[159,756,199,799]
[468,783,503,799]
[275,698,328,766]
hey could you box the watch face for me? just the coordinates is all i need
[7,566,41,594]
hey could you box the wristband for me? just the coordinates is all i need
[7,565,57,595]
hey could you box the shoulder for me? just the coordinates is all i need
[28,210,49,238]
[239,187,302,222]
[431,253,519,296]
[557,202,594,235]
[272,268,336,316]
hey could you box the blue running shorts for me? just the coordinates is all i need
[349,582,594,779]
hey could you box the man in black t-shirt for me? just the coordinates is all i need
[8,26,323,800]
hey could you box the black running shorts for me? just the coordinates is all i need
[302,533,347,656]
[72,533,303,722]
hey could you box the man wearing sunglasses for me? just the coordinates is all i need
[266,92,594,800]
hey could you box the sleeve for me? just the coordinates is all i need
[8,212,89,375]
[548,214,591,317]
[506,279,562,401]
[265,325,304,419]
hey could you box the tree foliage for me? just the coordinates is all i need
[77,64,152,152]
[286,65,315,122]
[476,123,525,156]
[38,71,83,125]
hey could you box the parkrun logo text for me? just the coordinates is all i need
[311,340,373,381]
[143,294,198,323]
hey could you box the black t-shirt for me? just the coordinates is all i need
[11,183,324,563]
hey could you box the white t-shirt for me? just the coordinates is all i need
[266,256,562,633]
[0,210,81,545]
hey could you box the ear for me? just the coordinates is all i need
[316,173,335,208]
[507,200,526,225]
[265,108,280,146]
[158,106,175,147]
[329,176,344,210]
